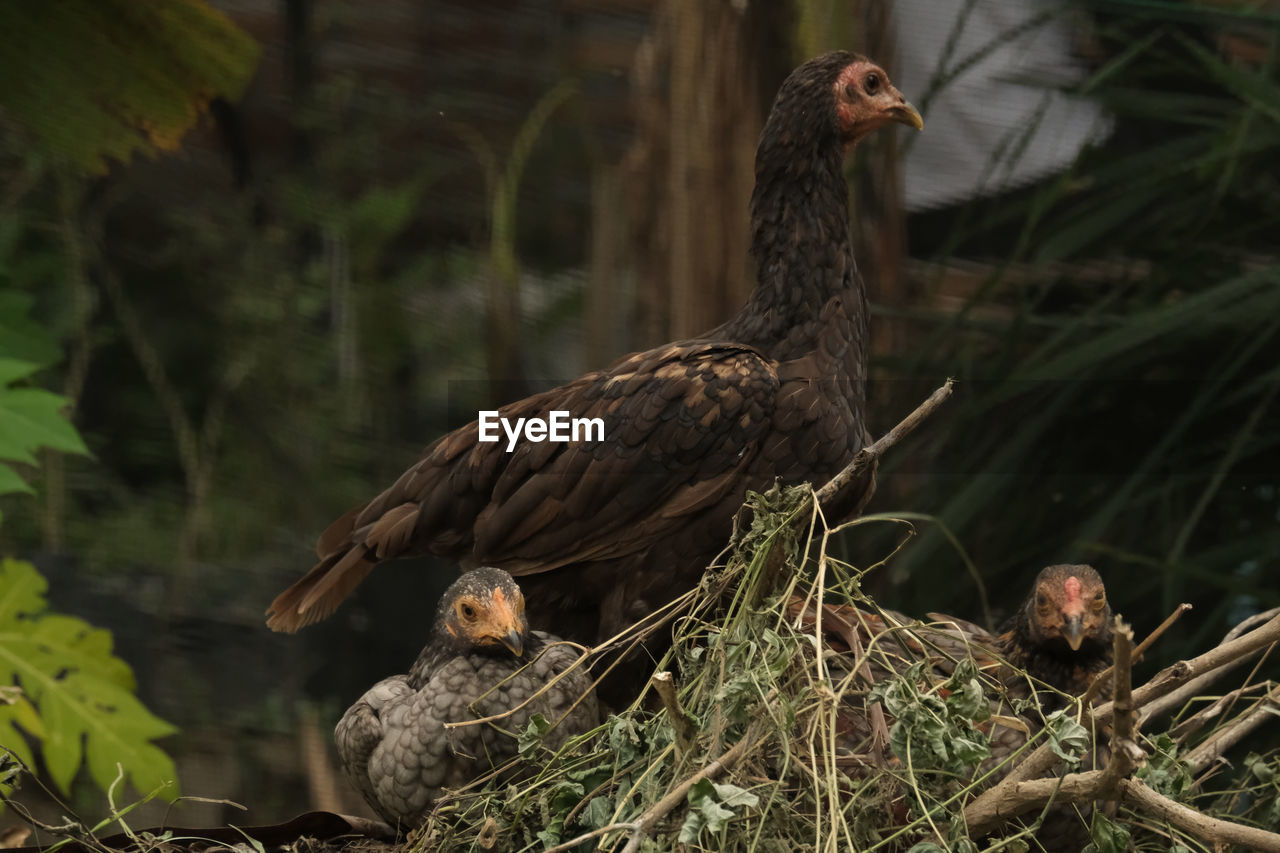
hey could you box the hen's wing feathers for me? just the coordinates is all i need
[359,342,780,572]
[270,341,852,629]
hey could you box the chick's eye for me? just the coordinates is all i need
[1036,593,1050,610]
[1092,593,1106,610]
[864,72,880,94]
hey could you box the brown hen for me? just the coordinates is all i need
[791,564,1115,848]
[267,53,923,642]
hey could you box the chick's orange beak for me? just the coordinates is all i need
[485,587,526,657]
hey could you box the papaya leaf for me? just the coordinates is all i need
[0,0,260,173]
[0,687,42,799]
[0,558,179,803]
[0,358,90,518]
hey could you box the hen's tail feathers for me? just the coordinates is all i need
[266,545,375,632]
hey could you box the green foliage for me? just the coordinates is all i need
[1044,711,1090,766]
[404,488,1009,850]
[1083,811,1131,853]
[0,0,260,172]
[1218,751,1280,834]
[678,780,760,844]
[1136,733,1192,798]
[0,358,90,504]
[0,558,178,803]
[516,713,553,759]
[0,292,88,519]
[867,658,993,775]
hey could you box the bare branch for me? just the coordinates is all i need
[651,671,697,757]
[1169,682,1272,744]
[815,378,954,506]
[1133,611,1280,724]
[1106,620,1144,781]
[1119,778,1280,852]
[1224,607,1280,642]
[1183,684,1280,776]
[964,622,1139,836]
[961,769,1114,831]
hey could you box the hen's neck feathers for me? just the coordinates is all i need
[713,70,865,371]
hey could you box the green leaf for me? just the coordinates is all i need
[517,713,552,758]
[0,359,39,388]
[0,691,44,772]
[1045,711,1090,765]
[1138,734,1192,797]
[677,778,757,843]
[0,359,90,499]
[1082,811,1131,853]
[0,559,179,802]
[0,465,31,497]
[1247,752,1275,783]
[580,796,613,830]
[711,782,759,810]
[608,715,643,765]
[679,778,738,843]
[869,659,993,774]
[0,292,61,367]
[943,658,987,721]
[0,0,261,173]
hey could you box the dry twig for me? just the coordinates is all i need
[651,671,697,757]
[1183,684,1280,776]
[1119,779,1280,852]
[814,378,954,506]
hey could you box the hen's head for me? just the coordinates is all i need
[1019,564,1112,653]
[434,567,529,658]
[762,52,922,155]
[832,56,924,144]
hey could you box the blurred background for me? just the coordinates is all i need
[0,0,1277,831]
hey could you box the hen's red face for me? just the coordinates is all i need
[832,60,923,147]
[1030,564,1110,651]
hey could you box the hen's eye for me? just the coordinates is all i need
[864,72,880,94]
[1036,593,1049,610]
[460,603,476,620]
[1092,593,1106,610]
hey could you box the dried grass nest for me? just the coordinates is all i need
[406,483,1280,853]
